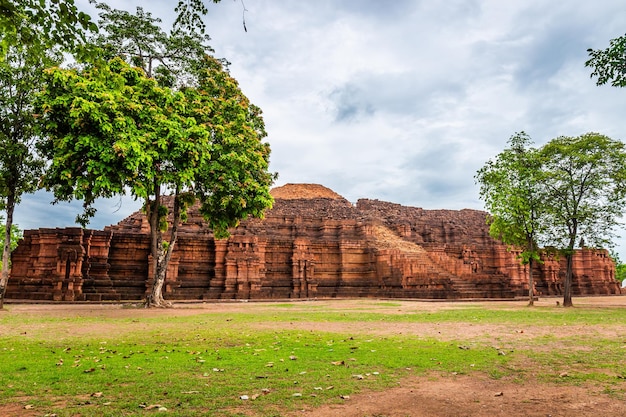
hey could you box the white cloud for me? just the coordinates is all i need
[15,0,626,257]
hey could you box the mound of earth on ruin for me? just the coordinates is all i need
[270,183,346,200]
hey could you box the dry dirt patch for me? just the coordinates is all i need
[288,373,626,417]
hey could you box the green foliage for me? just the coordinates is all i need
[616,263,626,286]
[0,16,62,294]
[93,3,213,83]
[586,34,626,87]
[539,133,626,251]
[610,251,626,285]
[476,132,546,304]
[37,54,276,236]
[0,33,58,204]
[174,0,223,34]
[1,0,96,58]
[476,132,545,264]
[0,217,21,269]
[188,56,277,238]
[37,57,171,216]
[540,133,626,306]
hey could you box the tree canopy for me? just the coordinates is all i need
[0,0,96,57]
[539,133,626,306]
[92,2,215,85]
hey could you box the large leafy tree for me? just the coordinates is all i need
[37,54,275,307]
[0,19,62,309]
[586,34,626,87]
[476,132,546,306]
[539,133,626,307]
[87,3,273,306]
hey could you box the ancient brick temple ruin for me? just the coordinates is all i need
[6,184,621,302]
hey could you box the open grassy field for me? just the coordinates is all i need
[1,296,625,416]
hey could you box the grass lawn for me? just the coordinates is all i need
[1,297,625,416]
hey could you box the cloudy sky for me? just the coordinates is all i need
[15,0,626,253]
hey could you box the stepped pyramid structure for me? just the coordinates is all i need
[7,184,621,301]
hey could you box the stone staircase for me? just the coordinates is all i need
[371,224,516,299]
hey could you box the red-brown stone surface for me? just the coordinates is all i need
[7,184,621,301]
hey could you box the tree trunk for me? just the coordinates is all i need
[145,187,182,308]
[527,257,534,307]
[563,253,574,307]
[147,258,169,308]
[0,192,16,310]
[562,226,577,308]
[145,187,169,308]
[526,236,535,307]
